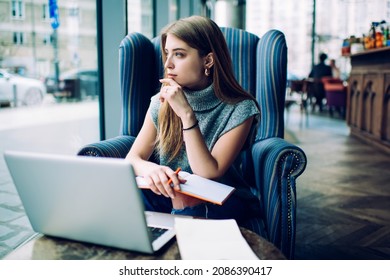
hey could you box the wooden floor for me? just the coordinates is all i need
[286,106,390,260]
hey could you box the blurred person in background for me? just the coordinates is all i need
[308,53,332,112]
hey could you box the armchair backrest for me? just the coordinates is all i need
[118,27,287,142]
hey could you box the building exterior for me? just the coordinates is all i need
[0,0,97,79]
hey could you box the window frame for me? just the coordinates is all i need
[11,0,25,20]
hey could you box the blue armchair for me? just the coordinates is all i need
[78,27,307,259]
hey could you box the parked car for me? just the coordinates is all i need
[0,69,46,107]
[44,75,58,94]
[45,69,98,100]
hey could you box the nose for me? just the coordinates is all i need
[164,55,174,70]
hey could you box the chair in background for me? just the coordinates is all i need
[286,79,309,120]
[306,77,327,112]
[77,27,307,259]
[322,77,347,118]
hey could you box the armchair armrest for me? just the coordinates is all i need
[77,135,136,158]
[251,137,307,259]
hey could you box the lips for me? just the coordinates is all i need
[167,74,177,78]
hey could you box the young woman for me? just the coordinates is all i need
[125,15,261,222]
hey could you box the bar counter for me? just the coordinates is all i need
[347,46,390,153]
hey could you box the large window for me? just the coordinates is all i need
[246,0,390,80]
[127,0,154,38]
[0,0,99,258]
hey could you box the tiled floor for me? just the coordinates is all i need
[285,106,390,260]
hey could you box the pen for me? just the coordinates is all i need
[167,167,181,186]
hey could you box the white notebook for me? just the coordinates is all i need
[136,171,235,205]
[174,218,259,260]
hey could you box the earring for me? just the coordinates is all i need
[204,68,210,76]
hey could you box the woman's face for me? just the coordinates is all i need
[164,34,209,90]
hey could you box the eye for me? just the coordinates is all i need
[175,52,185,57]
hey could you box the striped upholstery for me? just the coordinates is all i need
[250,138,306,259]
[77,28,307,259]
[119,33,156,136]
[256,30,287,139]
[77,135,135,158]
[221,27,258,96]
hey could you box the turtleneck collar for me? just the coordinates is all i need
[183,83,221,112]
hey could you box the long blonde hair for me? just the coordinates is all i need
[158,16,258,162]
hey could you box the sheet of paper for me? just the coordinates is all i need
[174,217,259,260]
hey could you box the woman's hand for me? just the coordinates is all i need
[159,78,195,127]
[142,165,185,199]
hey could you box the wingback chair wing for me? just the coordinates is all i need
[78,27,307,259]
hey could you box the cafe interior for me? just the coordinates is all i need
[0,0,389,261]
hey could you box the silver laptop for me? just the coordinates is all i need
[4,150,177,254]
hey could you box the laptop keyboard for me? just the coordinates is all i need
[148,227,168,241]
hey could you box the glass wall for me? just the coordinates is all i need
[127,0,154,38]
[0,0,100,152]
[126,0,206,40]
[246,0,390,80]
[0,0,99,258]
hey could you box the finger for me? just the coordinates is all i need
[160,86,174,102]
[159,173,176,199]
[159,78,177,86]
[150,174,170,198]
[162,86,170,95]
[161,86,183,103]
[178,176,187,184]
[145,177,161,196]
[159,78,178,86]
[173,176,186,191]
[168,172,182,191]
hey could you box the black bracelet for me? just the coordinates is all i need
[183,120,199,131]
